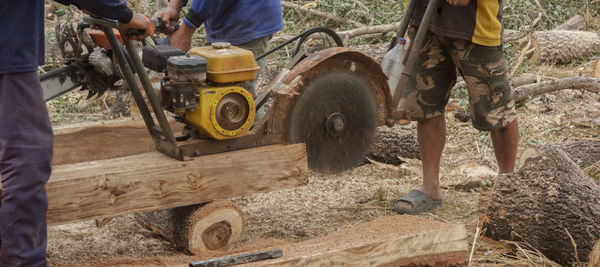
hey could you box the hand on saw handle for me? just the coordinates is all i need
[168,23,196,51]
[118,13,153,40]
[158,0,185,34]
[445,0,470,6]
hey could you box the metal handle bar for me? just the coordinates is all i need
[83,14,182,160]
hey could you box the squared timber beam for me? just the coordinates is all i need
[2,144,307,226]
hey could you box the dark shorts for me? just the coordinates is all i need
[398,28,517,131]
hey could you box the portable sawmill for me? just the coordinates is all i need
[42,15,393,174]
[32,15,393,255]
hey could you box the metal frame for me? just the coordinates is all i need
[84,15,183,160]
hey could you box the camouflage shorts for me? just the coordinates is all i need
[398,28,517,131]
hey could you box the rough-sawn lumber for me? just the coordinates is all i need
[0,144,308,226]
[52,119,183,165]
[243,215,469,266]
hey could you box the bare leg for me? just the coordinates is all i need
[491,119,519,174]
[395,115,445,211]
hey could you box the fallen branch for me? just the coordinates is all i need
[337,23,399,40]
[452,74,539,92]
[554,14,586,31]
[510,74,539,87]
[281,1,365,28]
[509,35,533,78]
[514,77,600,104]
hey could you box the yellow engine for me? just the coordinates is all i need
[160,42,259,140]
[186,85,255,140]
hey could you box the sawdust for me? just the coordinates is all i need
[45,42,600,266]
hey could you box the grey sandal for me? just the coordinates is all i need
[393,189,442,215]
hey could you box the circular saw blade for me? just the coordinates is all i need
[287,70,378,174]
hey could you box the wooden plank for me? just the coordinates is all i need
[245,215,469,267]
[74,215,468,266]
[29,144,306,225]
[53,119,184,165]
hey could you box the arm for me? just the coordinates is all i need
[166,0,218,51]
[157,0,185,34]
[53,0,152,40]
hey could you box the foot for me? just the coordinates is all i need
[393,189,442,215]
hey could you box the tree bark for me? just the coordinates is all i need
[134,200,244,256]
[367,125,420,165]
[483,145,600,266]
[556,139,600,167]
[525,30,600,64]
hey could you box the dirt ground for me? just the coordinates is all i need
[45,41,600,266]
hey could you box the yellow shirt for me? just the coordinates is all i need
[407,0,503,46]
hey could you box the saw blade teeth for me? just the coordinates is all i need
[86,90,97,99]
[96,89,107,98]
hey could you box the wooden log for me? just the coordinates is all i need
[525,30,600,64]
[135,199,245,256]
[246,215,469,266]
[483,145,600,266]
[0,144,308,225]
[367,125,420,165]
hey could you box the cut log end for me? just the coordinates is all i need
[135,199,245,256]
[187,200,245,255]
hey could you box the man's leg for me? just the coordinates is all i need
[448,39,519,175]
[394,115,446,212]
[417,115,446,201]
[0,72,53,267]
[393,29,456,214]
[491,119,518,173]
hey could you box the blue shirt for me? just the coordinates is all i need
[183,0,283,45]
[0,0,131,74]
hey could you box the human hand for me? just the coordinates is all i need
[446,0,470,6]
[118,13,153,40]
[157,5,181,34]
[167,23,196,51]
